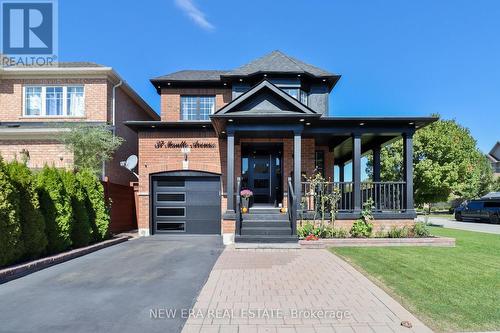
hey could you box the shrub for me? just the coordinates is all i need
[297,222,315,238]
[5,161,47,259]
[0,160,24,267]
[77,169,110,242]
[350,199,374,238]
[350,219,373,238]
[37,167,73,253]
[60,170,91,248]
[413,222,431,238]
[328,227,349,238]
[387,226,411,238]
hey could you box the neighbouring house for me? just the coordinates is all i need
[125,50,437,243]
[488,142,500,178]
[0,62,160,232]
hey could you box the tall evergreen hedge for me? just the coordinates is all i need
[77,169,110,242]
[5,161,47,259]
[61,170,91,248]
[37,167,73,254]
[0,160,24,267]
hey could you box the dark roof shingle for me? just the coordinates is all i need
[151,51,338,82]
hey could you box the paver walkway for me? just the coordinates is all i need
[182,248,432,333]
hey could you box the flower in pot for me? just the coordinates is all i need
[240,189,253,210]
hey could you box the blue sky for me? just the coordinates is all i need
[59,0,499,154]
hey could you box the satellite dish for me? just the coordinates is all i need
[120,155,139,179]
[125,155,138,171]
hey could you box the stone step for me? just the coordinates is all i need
[241,227,292,236]
[242,221,290,228]
[235,235,299,243]
[247,208,283,214]
[243,214,288,221]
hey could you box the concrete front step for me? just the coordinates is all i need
[242,221,290,228]
[242,214,288,221]
[247,208,283,214]
[235,235,299,243]
[241,227,292,236]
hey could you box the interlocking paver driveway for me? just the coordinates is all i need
[182,248,432,333]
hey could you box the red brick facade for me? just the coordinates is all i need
[0,74,158,185]
[160,88,232,121]
[135,129,338,235]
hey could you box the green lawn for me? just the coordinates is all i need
[331,227,500,332]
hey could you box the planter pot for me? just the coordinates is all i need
[241,197,250,209]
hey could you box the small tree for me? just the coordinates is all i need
[367,116,495,206]
[60,124,124,175]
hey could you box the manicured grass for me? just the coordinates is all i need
[331,227,500,332]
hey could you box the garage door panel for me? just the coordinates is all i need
[152,175,221,234]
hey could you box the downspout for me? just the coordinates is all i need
[102,79,123,181]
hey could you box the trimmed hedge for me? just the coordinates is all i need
[5,161,47,259]
[0,161,111,268]
[0,160,24,267]
[36,167,73,254]
[77,169,110,242]
[61,170,91,248]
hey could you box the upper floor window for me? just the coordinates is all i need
[281,88,307,105]
[24,86,85,117]
[180,96,215,120]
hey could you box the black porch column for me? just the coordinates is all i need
[352,133,362,212]
[339,162,345,182]
[373,146,381,182]
[403,131,415,213]
[226,130,235,213]
[293,130,302,206]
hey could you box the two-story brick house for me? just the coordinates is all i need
[126,51,437,243]
[0,62,159,186]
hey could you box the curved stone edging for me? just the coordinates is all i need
[300,237,455,249]
[0,236,130,284]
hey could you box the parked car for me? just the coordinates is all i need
[454,199,500,223]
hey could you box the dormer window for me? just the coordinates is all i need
[281,88,307,105]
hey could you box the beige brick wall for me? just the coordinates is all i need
[0,139,73,169]
[0,78,109,122]
[160,88,232,121]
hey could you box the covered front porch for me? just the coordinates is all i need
[216,117,433,238]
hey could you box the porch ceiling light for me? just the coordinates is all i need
[228,119,233,122]
[306,122,311,126]
[359,122,365,126]
[409,122,415,125]
[299,118,305,122]
[222,131,226,134]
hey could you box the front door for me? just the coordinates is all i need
[242,144,283,206]
[250,154,272,204]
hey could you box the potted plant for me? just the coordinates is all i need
[240,189,253,210]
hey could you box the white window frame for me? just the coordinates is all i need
[23,85,86,117]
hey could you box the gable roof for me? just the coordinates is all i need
[223,50,337,77]
[151,70,229,82]
[151,50,339,83]
[489,141,500,161]
[212,80,319,118]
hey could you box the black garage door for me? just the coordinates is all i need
[152,171,221,234]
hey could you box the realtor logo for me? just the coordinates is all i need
[1,0,58,66]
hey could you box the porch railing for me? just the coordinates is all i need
[287,177,297,235]
[235,177,242,235]
[301,181,406,213]
[362,182,405,211]
[302,181,354,212]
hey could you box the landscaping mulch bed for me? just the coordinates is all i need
[0,235,130,284]
[300,236,455,249]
